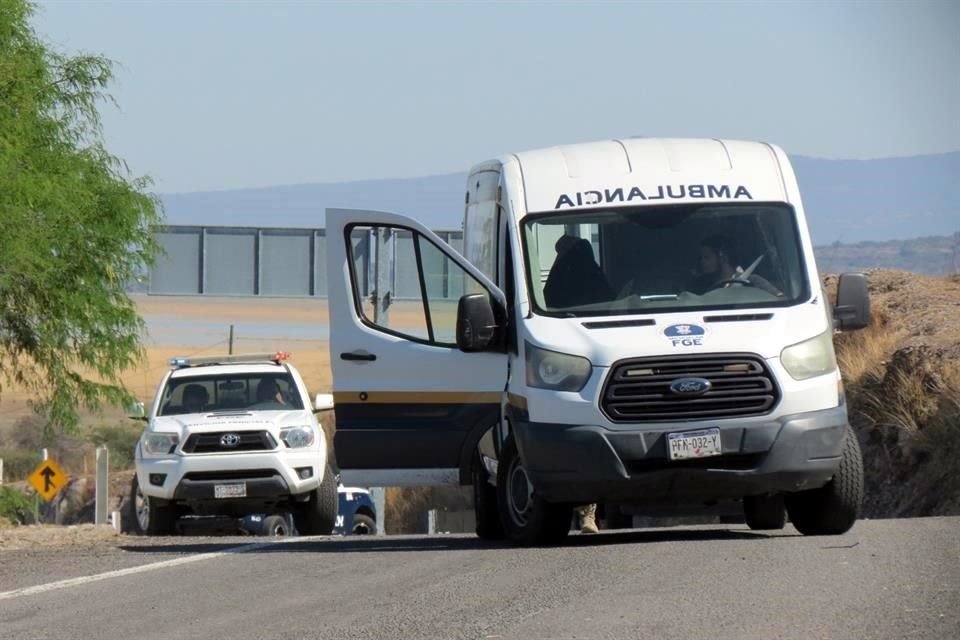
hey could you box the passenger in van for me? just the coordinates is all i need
[686,235,782,296]
[543,235,614,309]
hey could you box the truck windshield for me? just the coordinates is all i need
[522,203,809,317]
[158,372,303,415]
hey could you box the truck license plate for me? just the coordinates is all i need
[214,483,247,499]
[667,428,722,460]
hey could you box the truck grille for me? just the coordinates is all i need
[181,431,277,453]
[601,354,779,423]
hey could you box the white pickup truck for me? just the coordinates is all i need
[130,352,338,535]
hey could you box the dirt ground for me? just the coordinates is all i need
[0,524,122,551]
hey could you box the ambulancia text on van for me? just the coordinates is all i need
[327,137,871,545]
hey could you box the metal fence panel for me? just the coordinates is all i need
[261,229,313,296]
[314,231,327,297]
[146,225,463,299]
[150,228,202,294]
[205,228,257,295]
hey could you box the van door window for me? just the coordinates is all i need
[348,224,486,346]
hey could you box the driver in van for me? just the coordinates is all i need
[686,235,782,296]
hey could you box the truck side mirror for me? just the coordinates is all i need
[314,393,335,413]
[833,272,871,331]
[456,293,500,352]
[128,401,147,422]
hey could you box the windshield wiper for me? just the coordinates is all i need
[639,294,679,302]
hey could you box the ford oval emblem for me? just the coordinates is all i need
[669,377,712,396]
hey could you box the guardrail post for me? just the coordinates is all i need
[95,446,109,525]
[371,487,386,536]
[427,509,436,535]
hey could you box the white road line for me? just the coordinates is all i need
[0,535,327,602]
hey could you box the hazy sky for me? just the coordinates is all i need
[34,0,960,194]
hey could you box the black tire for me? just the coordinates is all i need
[496,437,572,546]
[473,464,506,541]
[743,494,786,530]
[261,514,291,536]
[351,513,376,535]
[293,464,339,535]
[128,474,177,536]
[786,426,864,536]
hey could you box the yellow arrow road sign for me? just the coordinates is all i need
[27,458,69,502]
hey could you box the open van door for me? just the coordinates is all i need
[326,208,508,487]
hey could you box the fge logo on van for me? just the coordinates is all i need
[664,323,706,347]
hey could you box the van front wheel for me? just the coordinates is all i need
[496,438,571,546]
[785,426,864,536]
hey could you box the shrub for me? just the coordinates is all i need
[0,448,42,482]
[87,423,142,469]
[0,486,34,525]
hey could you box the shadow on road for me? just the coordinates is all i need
[119,526,799,555]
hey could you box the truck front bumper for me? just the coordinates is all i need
[136,449,323,502]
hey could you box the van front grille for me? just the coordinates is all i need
[601,354,779,423]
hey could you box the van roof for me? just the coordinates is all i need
[495,137,792,215]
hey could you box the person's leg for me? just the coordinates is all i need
[575,503,599,534]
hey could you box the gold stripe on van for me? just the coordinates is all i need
[507,394,528,410]
[334,391,501,405]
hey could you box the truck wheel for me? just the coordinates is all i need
[261,514,291,536]
[293,464,339,535]
[128,474,176,536]
[786,426,864,536]
[473,464,506,541]
[743,494,786,530]
[351,513,376,535]
[496,437,572,546]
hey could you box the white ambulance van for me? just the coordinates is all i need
[327,137,871,545]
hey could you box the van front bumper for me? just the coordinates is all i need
[512,406,849,504]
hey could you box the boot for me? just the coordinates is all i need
[576,503,599,534]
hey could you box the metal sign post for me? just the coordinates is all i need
[95,446,109,525]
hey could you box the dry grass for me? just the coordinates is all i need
[833,272,960,517]
[834,309,906,386]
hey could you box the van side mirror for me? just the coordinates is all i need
[314,393,335,413]
[128,401,147,422]
[456,293,499,352]
[833,272,871,331]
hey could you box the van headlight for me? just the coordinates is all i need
[143,433,179,455]
[280,426,316,448]
[780,330,837,381]
[525,342,592,392]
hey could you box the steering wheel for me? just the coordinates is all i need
[708,253,765,291]
[709,277,758,290]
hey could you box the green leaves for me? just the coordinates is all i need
[0,0,163,431]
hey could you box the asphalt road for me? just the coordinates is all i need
[1,518,958,640]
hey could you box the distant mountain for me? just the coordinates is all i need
[159,152,960,243]
[814,233,960,276]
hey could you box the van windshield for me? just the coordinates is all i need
[522,203,809,317]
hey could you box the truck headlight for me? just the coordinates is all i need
[143,433,179,455]
[280,426,315,448]
[525,342,592,392]
[780,330,837,381]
